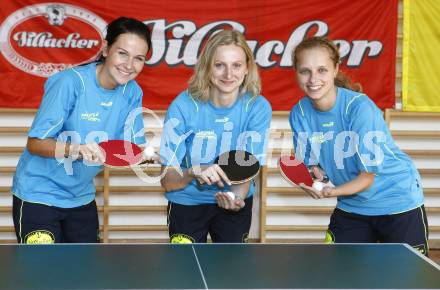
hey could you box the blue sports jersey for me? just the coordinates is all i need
[289,87,423,215]
[12,62,146,208]
[160,90,272,205]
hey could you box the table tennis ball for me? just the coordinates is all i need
[142,146,155,158]
[225,191,236,200]
[312,181,325,191]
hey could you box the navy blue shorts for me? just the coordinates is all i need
[325,206,429,256]
[12,195,100,244]
[167,196,253,243]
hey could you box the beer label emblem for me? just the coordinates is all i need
[0,3,106,77]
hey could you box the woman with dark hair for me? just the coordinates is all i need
[11,17,153,243]
[160,29,272,243]
[289,36,429,255]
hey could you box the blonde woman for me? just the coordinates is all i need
[160,30,272,243]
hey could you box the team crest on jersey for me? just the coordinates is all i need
[24,230,55,244]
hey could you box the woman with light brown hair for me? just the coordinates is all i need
[289,36,428,255]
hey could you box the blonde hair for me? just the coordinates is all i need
[292,37,362,92]
[188,29,261,102]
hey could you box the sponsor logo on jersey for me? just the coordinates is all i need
[100,101,113,107]
[81,112,101,122]
[215,117,229,123]
[195,130,216,139]
[322,121,334,128]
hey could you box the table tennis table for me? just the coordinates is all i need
[1,243,439,289]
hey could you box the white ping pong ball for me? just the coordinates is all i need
[225,191,236,200]
[312,181,325,191]
[143,146,155,158]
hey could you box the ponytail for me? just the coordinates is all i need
[335,72,362,92]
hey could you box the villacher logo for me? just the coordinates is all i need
[0,3,106,77]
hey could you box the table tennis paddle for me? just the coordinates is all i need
[98,140,143,168]
[214,150,260,184]
[278,155,314,187]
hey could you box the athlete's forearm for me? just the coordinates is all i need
[325,171,375,197]
[230,182,251,200]
[27,137,69,158]
[160,166,195,192]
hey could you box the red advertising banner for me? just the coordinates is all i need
[0,0,397,110]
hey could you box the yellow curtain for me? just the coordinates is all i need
[403,0,440,112]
